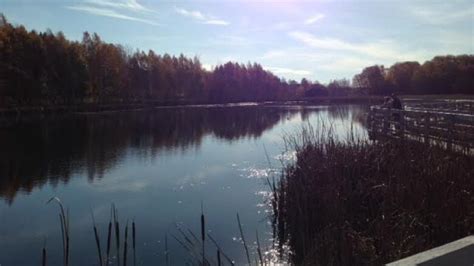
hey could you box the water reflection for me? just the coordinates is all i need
[0,105,369,266]
[0,105,368,204]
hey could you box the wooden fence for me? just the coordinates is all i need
[368,106,474,154]
[402,98,474,114]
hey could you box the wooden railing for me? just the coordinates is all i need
[368,106,474,153]
[403,98,474,114]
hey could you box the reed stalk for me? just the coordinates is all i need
[47,197,69,266]
[132,220,136,266]
[256,230,263,266]
[113,205,120,266]
[207,233,234,266]
[201,201,206,266]
[236,213,251,265]
[91,209,103,266]
[42,239,47,266]
[217,249,221,266]
[123,221,128,266]
[106,206,113,265]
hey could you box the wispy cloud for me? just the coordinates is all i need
[175,7,229,26]
[317,58,377,72]
[264,66,312,76]
[84,0,154,13]
[66,5,159,25]
[205,20,229,25]
[304,13,325,25]
[66,0,159,26]
[261,48,373,73]
[289,31,419,61]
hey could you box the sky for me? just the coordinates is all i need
[1,0,473,83]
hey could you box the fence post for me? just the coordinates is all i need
[424,113,431,144]
[383,108,389,135]
[447,114,455,151]
[399,110,405,139]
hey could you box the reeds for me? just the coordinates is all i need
[42,239,47,266]
[42,199,269,265]
[207,233,234,265]
[132,220,136,266]
[273,125,474,265]
[201,201,206,266]
[113,205,120,266]
[256,230,263,266]
[90,204,134,266]
[236,213,251,265]
[123,220,128,266]
[106,207,113,265]
[91,209,103,266]
[46,197,69,266]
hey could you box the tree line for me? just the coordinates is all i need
[0,14,472,108]
[352,56,473,95]
[0,15,295,107]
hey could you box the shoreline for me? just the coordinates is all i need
[0,96,383,116]
[2,94,472,117]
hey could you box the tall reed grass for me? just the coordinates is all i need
[272,125,474,265]
[46,197,70,266]
[42,200,273,265]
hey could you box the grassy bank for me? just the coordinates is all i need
[272,128,474,265]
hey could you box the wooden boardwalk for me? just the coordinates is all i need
[403,98,474,114]
[368,104,474,154]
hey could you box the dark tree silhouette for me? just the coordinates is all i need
[0,14,473,109]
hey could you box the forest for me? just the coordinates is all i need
[1,14,473,109]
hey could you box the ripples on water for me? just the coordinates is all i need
[0,105,368,265]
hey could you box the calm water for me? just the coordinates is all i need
[0,104,367,266]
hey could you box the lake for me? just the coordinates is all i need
[0,104,367,265]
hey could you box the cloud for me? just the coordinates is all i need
[175,7,229,26]
[261,48,374,73]
[304,13,325,25]
[289,31,420,61]
[84,0,154,13]
[205,19,230,25]
[66,5,159,25]
[317,58,377,72]
[264,66,312,76]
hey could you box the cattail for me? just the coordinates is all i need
[123,221,128,266]
[132,220,136,266]
[114,205,120,266]
[106,206,113,265]
[42,240,47,266]
[91,209,103,266]
[201,201,206,266]
[217,249,221,266]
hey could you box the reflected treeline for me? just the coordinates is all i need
[0,105,367,203]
